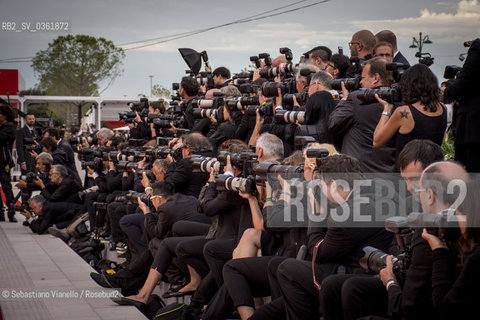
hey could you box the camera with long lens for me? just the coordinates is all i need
[283,92,308,107]
[359,246,404,276]
[151,117,184,129]
[331,77,361,92]
[226,96,260,111]
[26,144,42,154]
[192,107,223,122]
[12,171,48,183]
[386,62,409,83]
[70,135,98,146]
[444,65,462,80]
[77,147,103,161]
[145,146,182,162]
[217,150,258,174]
[243,104,274,117]
[136,169,155,180]
[215,174,257,194]
[275,107,305,124]
[305,148,330,166]
[258,62,297,79]
[356,84,402,104]
[125,191,151,206]
[13,204,31,213]
[145,113,176,123]
[190,156,222,174]
[255,162,304,186]
[128,98,149,113]
[116,161,139,173]
[238,83,259,95]
[192,93,225,109]
[407,211,462,242]
[262,80,297,98]
[81,158,103,172]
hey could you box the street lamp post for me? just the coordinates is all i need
[149,75,154,97]
[409,32,434,66]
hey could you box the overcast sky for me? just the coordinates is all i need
[1,0,479,98]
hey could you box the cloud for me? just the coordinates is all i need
[351,0,480,43]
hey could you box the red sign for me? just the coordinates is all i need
[0,69,19,96]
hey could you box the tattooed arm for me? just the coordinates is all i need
[373,94,408,148]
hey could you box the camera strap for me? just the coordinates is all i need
[312,238,324,291]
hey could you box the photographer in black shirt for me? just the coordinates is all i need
[0,105,16,222]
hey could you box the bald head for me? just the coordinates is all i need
[375,30,398,51]
[351,30,376,57]
[205,88,221,99]
[420,161,468,211]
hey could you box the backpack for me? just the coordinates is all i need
[66,212,90,239]
[154,303,187,320]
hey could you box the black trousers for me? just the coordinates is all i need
[186,238,236,318]
[277,259,329,320]
[107,202,126,243]
[203,238,236,287]
[120,212,146,254]
[172,220,211,237]
[319,274,387,320]
[0,167,14,213]
[151,236,204,275]
[172,221,211,277]
[223,256,277,309]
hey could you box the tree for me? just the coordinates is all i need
[152,84,171,98]
[31,35,125,124]
[32,34,125,96]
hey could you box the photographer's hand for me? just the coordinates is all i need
[30,150,38,159]
[380,255,396,287]
[208,168,216,183]
[137,198,151,215]
[224,155,233,174]
[168,122,177,134]
[141,171,151,189]
[34,177,45,189]
[16,180,27,190]
[108,161,115,171]
[341,81,350,100]
[375,94,394,114]
[210,114,217,123]
[421,228,448,250]
[134,111,142,123]
[21,209,32,220]
[252,69,261,81]
[275,88,283,107]
[138,158,146,169]
[238,191,254,200]
[86,166,95,178]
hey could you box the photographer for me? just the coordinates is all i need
[346,29,375,77]
[15,113,39,174]
[213,66,231,89]
[15,152,54,192]
[0,105,16,222]
[294,71,336,143]
[35,164,83,203]
[276,154,393,320]
[21,195,83,234]
[329,57,397,173]
[374,64,447,158]
[376,161,468,320]
[443,38,480,172]
[318,140,445,320]
[422,178,480,319]
[180,76,201,131]
[306,46,332,70]
[326,53,351,79]
[37,136,81,184]
[164,133,213,197]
